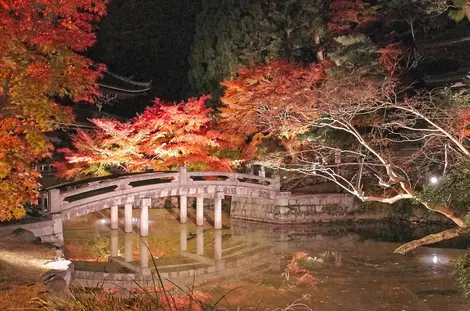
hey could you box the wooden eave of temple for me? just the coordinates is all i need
[55,71,151,129]
[422,68,470,88]
[98,71,152,99]
[415,23,470,89]
[417,22,470,50]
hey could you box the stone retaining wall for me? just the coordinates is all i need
[0,217,64,246]
[230,193,450,224]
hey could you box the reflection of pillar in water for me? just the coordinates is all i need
[214,229,222,271]
[335,251,342,267]
[124,233,133,262]
[140,237,151,276]
[111,229,119,257]
[196,196,204,226]
[110,205,119,230]
[180,195,188,224]
[279,232,289,249]
[214,192,224,230]
[124,203,133,233]
[214,229,222,260]
[180,224,188,252]
[197,227,204,256]
[140,198,151,237]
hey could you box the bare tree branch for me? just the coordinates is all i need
[394,227,470,254]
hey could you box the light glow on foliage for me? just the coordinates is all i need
[56,96,237,179]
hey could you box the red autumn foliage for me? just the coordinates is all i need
[378,43,405,75]
[328,0,377,34]
[284,252,318,288]
[457,109,470,140]
[0,0,107,220]
[220,59,331,159]
[56,96,236,179]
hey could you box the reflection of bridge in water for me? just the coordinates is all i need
[67,217,467,296]
[70,220,469,310]
[70,219,376,291]
[72,223,274,291]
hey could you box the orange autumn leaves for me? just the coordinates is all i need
[219,59,332,160]
[0,0,108,220]
[328,0,377,35]
[58,60,333,179]
[56,96,237,179]
[220,59,331,140]
[60,56,388,180]
[0,119,51,220]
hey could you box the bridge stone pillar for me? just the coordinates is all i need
[124,233,133,262]
[140,198,151,237]
[180,224,188,252]
[214,191,224,230]
[179,195,188,224]
[124,202,133,233]
[178,166,188,183]
[197,227,204,256]
[111,229,119,257]
[48,189,61,213]
[40,191,47,216]
[196,196,204,226]
[110,205,119,230]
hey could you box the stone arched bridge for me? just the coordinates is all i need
[35,167,282,237]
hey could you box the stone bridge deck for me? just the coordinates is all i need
[29,168,283,242]
[44,168,281,220]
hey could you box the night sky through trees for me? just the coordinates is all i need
[91,0,201,115]
[92,0,470,117]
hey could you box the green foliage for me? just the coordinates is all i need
[437,89,470,108]
[449,0,469,21]
[449,7,466,21]
[417,0,469,21]
[455,253,470,297]
[417,162,470,216]
[465,213,470,227]
[329,34,379,75]
[188,0,327,106]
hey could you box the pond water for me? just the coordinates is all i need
[63,208,470,310]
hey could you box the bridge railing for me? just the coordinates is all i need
[45,168,280,214]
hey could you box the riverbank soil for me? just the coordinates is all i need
[0,236,56,310]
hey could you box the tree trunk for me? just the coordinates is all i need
[0,71,12,116]
[424,203,465,228]
[400,182,466,228]
[313,32,324,62]
[465,2,470,20]
[394,227,470,255]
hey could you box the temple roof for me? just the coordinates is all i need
[98,72,152,99]
[422,68,470,88]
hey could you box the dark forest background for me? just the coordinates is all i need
[91,0,470,115]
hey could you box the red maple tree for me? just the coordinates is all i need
[220,59,332,159]
[328,0,377,34]
[56,96,236,179]
[0,0,107,220]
